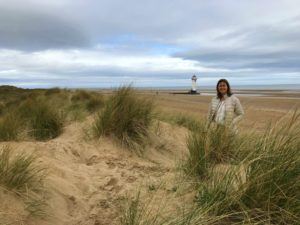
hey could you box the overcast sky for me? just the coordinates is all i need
[0,0,300,88]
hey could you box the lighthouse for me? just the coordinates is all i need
[190,74,198,94]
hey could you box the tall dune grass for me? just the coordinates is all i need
[44,87,61,96]
[194,112,300,224]
[0,102,5,116]
[0,112,23,141]
[159,113,204,132]
[86,95,104,112]
[71,90,92,102]
[71,89,104,112]
[19,99,64,140]
[184,124,239,178]
[0,146,47,221]
[93,86,154,150]
[119,187,233,225]
[121,112,299,224]
[0,87,71,141]
[120,192,144,225]
[185,129,209,178]
[0,146,44,191]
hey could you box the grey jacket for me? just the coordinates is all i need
[206,94,244,132]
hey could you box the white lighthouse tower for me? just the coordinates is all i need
[190,74,197,94]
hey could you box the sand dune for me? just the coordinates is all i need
[0,116,188,225]
[1,89,299,224]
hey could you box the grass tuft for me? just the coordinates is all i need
[185,129,209,178]
[159,113,204,132]
[86,95,104,112]
[0,146,45,191]
[71,90,104,113]
[71,90,93,102]
[120,192,143,225]
[0,112,23,141]
[194,112,300,224]
[93,86,154,150]
[44,87,61,96]
[19,99,64,140]
[120,111,300,225]
[184,123,238,178]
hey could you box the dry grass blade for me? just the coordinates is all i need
[93,86,154,152]
[193,111,300,224]
[19,99,64,140]
[0,146,45,191]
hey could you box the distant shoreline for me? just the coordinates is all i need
[142,84,300,91]
[1,84,300,92]
[86,84,300,91]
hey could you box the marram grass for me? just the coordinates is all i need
[19,99,64,140]
[184,123,239,178]
[93,86,154,151]
[0,146,45,191]
[0,112,23,141]
[0,146,47,221]
[71,89,104,112]
[194,112,300,224]
[120,112,300,225]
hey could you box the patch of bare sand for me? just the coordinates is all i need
[0,189,29,225]
[0,117,189,225]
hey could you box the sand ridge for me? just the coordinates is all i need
[0,117,188,225]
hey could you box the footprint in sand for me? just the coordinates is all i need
[105,160,116,169]
[71,148,80,157]
[86,155,99,166]
[102,177,122,192]
[126,176,137,183]
[105,177,118,186]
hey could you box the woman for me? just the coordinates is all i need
[206,79,244,133]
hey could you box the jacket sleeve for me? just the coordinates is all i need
[232,97,244,125]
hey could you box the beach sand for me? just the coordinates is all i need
[149,89,300,132]
[1,88,299,225]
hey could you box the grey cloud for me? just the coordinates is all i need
[0,0,300,87]
[1,0,300,51]
[175,16,300,72]
[76,0,300,43]
[177,49,300,70]
[0,7,89,51]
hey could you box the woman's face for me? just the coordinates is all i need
[218,81,228,95]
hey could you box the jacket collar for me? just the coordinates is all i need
[216,94,229,100]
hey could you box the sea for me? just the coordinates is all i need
[133,84,300,91]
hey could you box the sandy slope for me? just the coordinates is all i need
[0,118,188,225]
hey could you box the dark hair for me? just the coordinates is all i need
[216,79,232,99]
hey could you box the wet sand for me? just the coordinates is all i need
[95,88,300,131]
[145,89,300,132]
